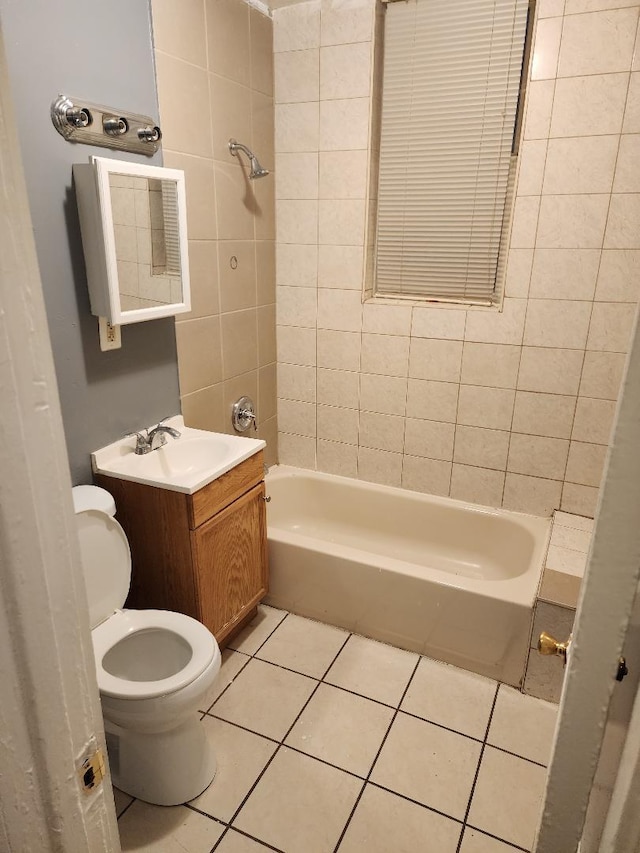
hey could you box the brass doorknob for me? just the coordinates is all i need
[538,631,572,662]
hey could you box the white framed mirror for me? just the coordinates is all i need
[73,156,191,325]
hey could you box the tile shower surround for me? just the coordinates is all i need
[116,606,557,852]
[152,0,278,465]
[274,0,640,517]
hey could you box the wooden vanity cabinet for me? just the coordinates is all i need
[94,451,268,647]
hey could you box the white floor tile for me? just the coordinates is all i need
[234,746,363,853]
[468,746,547,850]
[211,657,317,740]
[118,800,223,852]
[488,685,558,765]
[325,633,419,706]
[370,711,481,821]
[191,717,278,822]
[338,783,461,852]
[199,648,250,713]
[401,656,496,740]
[113,786,134,818]
[460,827,524,852]
[285,682,394,776]
[227,605,287,655]
[215,829,274,851]
[256,613,349,678]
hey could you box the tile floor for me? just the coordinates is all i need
[115,606,557,853]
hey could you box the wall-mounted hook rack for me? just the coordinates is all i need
[50,94,162,156]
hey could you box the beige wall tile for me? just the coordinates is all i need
[320,42,372,100]
[275,49,319,104]
[278,362,317,402]
[503,474,563,516]
[251,91,275,170]
[317,329,361,371]
[402,456,452,497]
[505,249,534,298]
[518,347,584,395]
[529,249,600,300]
[450,464,505,508]
[278,398,317,437]
[181,382,226,432]
[211,74,252,162]
[279,431,316,467]
[215,162,256,240]
[206,0,251,85]
[561,482,599,517]
[219,240,256,312]
[359,373,407,416]
[176,316,223,395]
[258,362,277,421]
[508,434,569,480]
[465,299,527,345]
[259,416,279,466]
[317,405,359,444]
[579,351,626,399]
[517,140,548,196]
[587,302,637,351]
[276,199,319,244]
[357,446,402,487]
[406,379,459,423]
[317,368,359,408]
[317,438,358,476]
[453,425,510,471]
[613,134,640,193]
[362,302,412,335]
[523,299,592,349]
[595,250,640,302]
[408,338,463,383]
[277,325,316,367]
[275,102,320,153]
[623,73,640,133]
[550,74,629,138]
[319,98,370,150]
[537,195,609,249]
[277,243,318,287]
[572,397,616,444]
[320,0,374,46]
[183,240,220,320]
[276,153,319,200]
[276,285,317,327]
[404,419,455,462]
[256,241,276,305]
[319,151,368,199]
[512,391,576,439]
[318,245,364,288]
[221,309,258,379]
[457,386,516,431]
[317,288,363,331]
[361,333,409,377]
[274,1,321,52]
[156,53,212,158]
[524,80,555,140]
[164,152,217,241]
[250,7,274,96]
[258,304,277,366]
[319,199,366,245]
[509,197,541,248]
[557,8,638,77]
[359,411,404,452]
[152,0,207,66]
[543,136,618,194]
[532,17,562,80]
[604,194,640,249]
[411,307,466,340]
[460,343,520,389]
[565,440,607,486]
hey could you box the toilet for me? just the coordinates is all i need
[72,484,221,806]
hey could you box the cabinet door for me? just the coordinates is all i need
[192,482,268,642]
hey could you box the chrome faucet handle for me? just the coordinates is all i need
[125,430,151,455]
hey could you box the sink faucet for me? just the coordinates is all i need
[130,420,182,455]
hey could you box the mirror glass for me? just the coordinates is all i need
[109,173,183,313]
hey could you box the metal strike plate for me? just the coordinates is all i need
[51,94,161,155]
[79,748,106,793]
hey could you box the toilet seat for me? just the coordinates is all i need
[92,609,217,700]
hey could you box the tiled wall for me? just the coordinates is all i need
[152,0,278,465]
[273,0,640,516]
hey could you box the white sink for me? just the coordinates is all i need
[91,416,266,494]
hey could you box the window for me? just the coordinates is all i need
[373,0,532,306]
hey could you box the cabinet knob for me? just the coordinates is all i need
[262,495,271,502]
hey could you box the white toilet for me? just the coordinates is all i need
[72,484,221,806]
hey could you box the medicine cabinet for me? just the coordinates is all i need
[73,156,191,326]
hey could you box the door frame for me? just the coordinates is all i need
[0,21,120,853]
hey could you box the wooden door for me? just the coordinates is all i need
[192,482,268,644]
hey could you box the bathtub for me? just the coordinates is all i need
[265,466,551,688]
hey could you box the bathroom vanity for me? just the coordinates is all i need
[92,420,268,647]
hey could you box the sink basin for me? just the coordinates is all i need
[91,417,266,494]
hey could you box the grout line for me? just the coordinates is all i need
[464,824,531,852]
[116,796,136,820]
[455,682,501,853]
[219,826,285,852]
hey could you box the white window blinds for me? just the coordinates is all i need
[375,0,529,304]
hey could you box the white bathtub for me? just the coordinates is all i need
[265,466,551,688]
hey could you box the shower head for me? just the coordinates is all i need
[228,139,270,180]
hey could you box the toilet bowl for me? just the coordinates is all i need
[72,484,221,806]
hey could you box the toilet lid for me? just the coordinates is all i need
[76,510,131,629]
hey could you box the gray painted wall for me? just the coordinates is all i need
[0,0,180,483]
